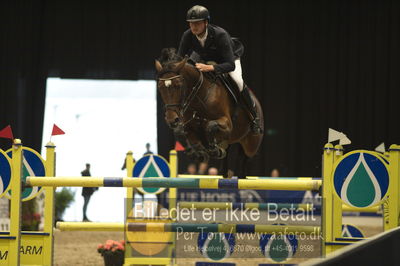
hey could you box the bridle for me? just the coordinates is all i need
[157,66,204,122]
[158,74,183,110]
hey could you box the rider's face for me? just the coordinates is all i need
[189,20,207,36]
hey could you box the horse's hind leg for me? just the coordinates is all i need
[220,145,234,179]
[235,145,248,179]
[240,129,264,158]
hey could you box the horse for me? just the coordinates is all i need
[155,48,264,178]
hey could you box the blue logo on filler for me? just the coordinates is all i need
[133,155,170,178]
[0,151,11,197]
[133,155,170,194]
[342,224,364,238]
[334,152,389,208]
[7,148,45,200]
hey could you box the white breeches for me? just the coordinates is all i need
[229,59,244,91]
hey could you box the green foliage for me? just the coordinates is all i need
[22,199,40,231]
[55,188,75,221]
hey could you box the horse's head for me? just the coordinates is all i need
[155,49,188,130]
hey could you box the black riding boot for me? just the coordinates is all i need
[241,86,263,135]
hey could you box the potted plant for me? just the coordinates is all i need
[97,239,125,266]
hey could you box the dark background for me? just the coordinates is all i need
[1,0,399,177]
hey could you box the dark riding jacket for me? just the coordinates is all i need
[178,24,244,74]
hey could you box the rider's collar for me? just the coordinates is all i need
[196,28,208,47]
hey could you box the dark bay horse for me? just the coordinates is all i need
[155,48,264,178]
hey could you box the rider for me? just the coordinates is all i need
[177,5,263,135]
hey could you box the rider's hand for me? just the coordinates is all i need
[195,63,214,72]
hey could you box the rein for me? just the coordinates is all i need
[181,70,203,115]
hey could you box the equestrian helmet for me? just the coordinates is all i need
[186,5,210,22]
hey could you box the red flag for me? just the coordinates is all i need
[0,125,14,140]
[174,141,185,151]
[51,124,65,136]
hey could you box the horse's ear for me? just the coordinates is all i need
[155,60,163,73]
[175,56,188,72]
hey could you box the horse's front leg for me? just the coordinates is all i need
[206,116,232,159]
[181,131,209,163]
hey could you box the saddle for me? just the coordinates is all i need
[187,57,240,103]
[207,72,240,103]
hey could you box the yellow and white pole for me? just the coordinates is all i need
[57,222,125,231]
[169,150,177,219]
[125,151,134,219]
[169,150,178,266]
[9,139,23,265]
[322,143,334,255]
[387,145,400,229]
[125,151,134,261]
[331,145,344,247]
[43,142,56,265]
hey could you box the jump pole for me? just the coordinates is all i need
[56,221,320,235]
[26,177,322,191]
[177,202,380,213]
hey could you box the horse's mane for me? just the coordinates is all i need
[158,48,182,68]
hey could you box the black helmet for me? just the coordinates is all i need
[186,5,210,22]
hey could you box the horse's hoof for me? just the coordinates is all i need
[195,152,209,163]
[223,169,234,179]
[218,148,227,159]
[187,154,196,161]
[206,121,219,134]
[209,147,226,159]
[173,125,185,135]
[185,146,195,156]
[186,147,200,162]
